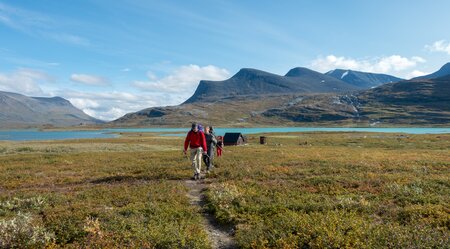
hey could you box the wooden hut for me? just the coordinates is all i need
[223,132,245,146]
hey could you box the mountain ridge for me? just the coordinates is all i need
[325,69,404,88]
[184,67,359,103]
[413,62,450,80]
[0,91,103,128]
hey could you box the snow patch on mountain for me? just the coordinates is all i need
[341,71,349,79]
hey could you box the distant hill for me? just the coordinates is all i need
[0,91,103,128]
[263,76,450,125]
[413,62,450,80]
[184,67,357,103]
[325,69,403,88]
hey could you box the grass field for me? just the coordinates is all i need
[0,132,449,248]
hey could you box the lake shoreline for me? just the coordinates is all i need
[1,127,450,141]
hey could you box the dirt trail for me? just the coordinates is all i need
[185,179,237,249]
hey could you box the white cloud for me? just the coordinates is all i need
[68,98,100,109]
[61,90,166,121]
[70,74,109,86]
[425,40,450,55]
[132,64,230,93]
[59,84,205,121]
[83,107,129,121]
[406,70,428,79]
[375,55,424,72]
[311,55,426,77]
[0,68,52,95]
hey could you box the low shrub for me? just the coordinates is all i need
[0,212,55,248]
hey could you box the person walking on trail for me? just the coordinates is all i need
[204,126,217,173]
[216,136,224,157]
[184,123,207,180]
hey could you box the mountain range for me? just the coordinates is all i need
[184,67,359,103]
[2,63,449,128]
[0,91,102,128]
[113,63,450,127]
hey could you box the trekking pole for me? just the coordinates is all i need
[202,153,210,164]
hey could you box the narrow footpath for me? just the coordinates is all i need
[185,179,237,249]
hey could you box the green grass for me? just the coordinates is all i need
[205,133,450,248]
[0,136,210,248]
[0,132,449,248]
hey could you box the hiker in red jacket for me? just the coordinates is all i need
[184,123,207,180]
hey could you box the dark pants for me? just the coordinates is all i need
[203,146,215,170]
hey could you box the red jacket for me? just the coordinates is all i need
[184,130,207,151]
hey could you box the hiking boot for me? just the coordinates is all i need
[194,173,200,180]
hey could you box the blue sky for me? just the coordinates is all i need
[1,0,450,120]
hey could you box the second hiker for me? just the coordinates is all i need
[203,126,217,172]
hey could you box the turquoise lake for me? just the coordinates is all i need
[0,129,119,141]
[1,127,450,141]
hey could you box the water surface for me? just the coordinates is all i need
[0,129,118,141]
[107,127,450,137]
[1,127,449,141]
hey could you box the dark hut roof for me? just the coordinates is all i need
[223,132,244,144]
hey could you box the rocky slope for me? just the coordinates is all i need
[263,76,450,125]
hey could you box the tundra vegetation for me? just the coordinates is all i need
[0,132,448,248]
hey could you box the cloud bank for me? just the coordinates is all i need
[62,91,160,121]
[132,64,230,93]
[310,55,426,78]
[62,64,228,121]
